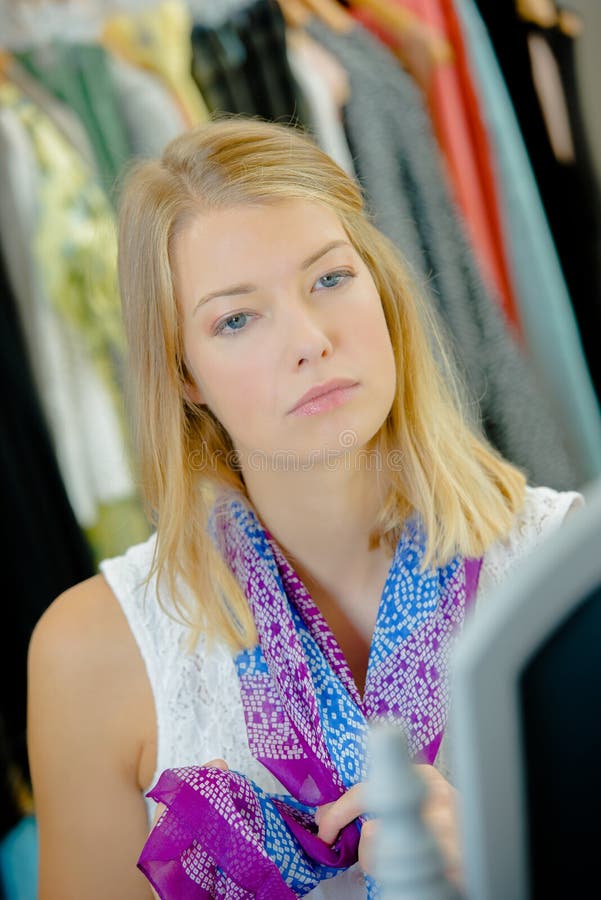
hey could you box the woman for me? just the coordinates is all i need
[27,118,582,899]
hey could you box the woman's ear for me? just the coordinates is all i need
[181,358,205,405]
[183,377,205,405]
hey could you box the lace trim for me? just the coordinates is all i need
[476,485,583,610]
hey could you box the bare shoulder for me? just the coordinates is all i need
[31,572,132,656]
[36,575,127,640]
[28,574,156,899]
[29,572,156,779]
[31,575,135,664]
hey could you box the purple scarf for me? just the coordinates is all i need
[138,494,482,897]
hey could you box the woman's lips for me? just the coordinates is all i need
[289,383,359,416]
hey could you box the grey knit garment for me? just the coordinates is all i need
[308,22,579,490]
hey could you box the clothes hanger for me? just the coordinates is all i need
[516,0,582,37]
[0,1,168,51]
[277,0,311,30]
[0,1,103,49]
[278,0,354,34]
[516,0,557,28]
[348,0,452,65]
[343,0,453,97]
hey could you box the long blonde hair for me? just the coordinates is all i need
[117,117,525,651]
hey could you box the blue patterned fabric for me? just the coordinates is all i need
[139,494,481,897]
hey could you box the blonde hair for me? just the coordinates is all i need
[117,117,526,651]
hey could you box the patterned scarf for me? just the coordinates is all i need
[138,493,482,898]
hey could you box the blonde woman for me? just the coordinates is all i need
[27,119,582,899]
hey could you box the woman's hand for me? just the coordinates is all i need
[415,764,463,889]
[314,765,463,888]
[315,783,377,873]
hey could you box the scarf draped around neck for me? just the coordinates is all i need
[138,493,481,898]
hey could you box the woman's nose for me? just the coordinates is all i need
[284,300,334,368]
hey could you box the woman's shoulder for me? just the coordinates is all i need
[29,532,191,722]
[477,484,584,604]
[501,484,583,547]
[28,571,156,779]
[30,571,136,669]
[28,574,159,897]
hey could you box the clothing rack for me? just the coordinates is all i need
[186,0,254,27]
[0,1,257,50]
[0,0,164,49]
[1,0,598,491]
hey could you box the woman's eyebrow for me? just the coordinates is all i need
[193,240,352,315]
[299,239,352,270]
[194,284,255,315]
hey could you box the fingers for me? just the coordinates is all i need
[414,765,464,889]
[202,758,229,771]
[357,817,378,875]
[315,783,364,844]
[314,785,379,876]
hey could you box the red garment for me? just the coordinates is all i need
[353,0,521,332]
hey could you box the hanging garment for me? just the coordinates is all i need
[3,53,98,172]
[108,54,188,158]
[190,0,309,127]
[15,41,133,197]
[190,19,261,116]
[308,21,579,490]
[0,247,94,841]
[102,0,209,128]
[232,0,309,124]
[351,0,520,329]
[137,491,482,897]
[232,0,289,119]
[472,0,601,403]
[286,29,357,178]
[0,83,148,560]
[453,0,601,483]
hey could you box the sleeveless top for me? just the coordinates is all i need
[99,485,582,899]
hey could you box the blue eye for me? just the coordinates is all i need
[314,270,353,290]
[215,312,251,335]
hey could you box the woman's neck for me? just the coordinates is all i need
[242,458,391,623]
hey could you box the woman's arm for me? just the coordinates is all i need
[27,575,156,900]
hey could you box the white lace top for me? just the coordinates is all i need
[99,485,582,899]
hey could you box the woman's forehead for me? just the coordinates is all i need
[178,197,346,243]
[172,200,355,299]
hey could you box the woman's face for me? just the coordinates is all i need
[174,199,397,467]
